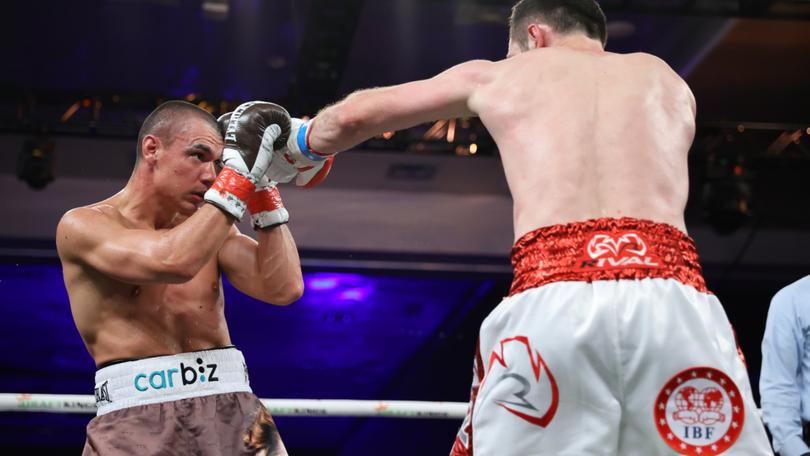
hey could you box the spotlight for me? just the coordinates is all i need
[202,0,229,20]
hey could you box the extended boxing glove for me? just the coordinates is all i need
[265,117,334,189]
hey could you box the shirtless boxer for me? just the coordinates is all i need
[267,0,774,454]
[56,100,305,455]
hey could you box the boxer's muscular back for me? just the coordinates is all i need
[469,49,696,240]
[59,202,232,368]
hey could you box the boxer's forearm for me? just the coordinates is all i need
[308,90,386,155]
[308,85,459,154]
[65,203,234,285]
[157,204,235,281]
[253,224,303,305]
[307,61,488,155]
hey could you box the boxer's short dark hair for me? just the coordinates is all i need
[509,0,607,48]
[136,100,218,163]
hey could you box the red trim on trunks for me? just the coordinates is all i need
[509,218,709,297]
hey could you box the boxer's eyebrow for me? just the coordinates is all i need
[189,143,213,153]
[188,143,214,158]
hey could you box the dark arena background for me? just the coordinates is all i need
[2,0,810,454]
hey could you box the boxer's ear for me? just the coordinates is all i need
[141,134,160,164]
[527,24,550,49]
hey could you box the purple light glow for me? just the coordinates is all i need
[307,277,339,291]
[339,288,370,302]
[306,273,371,291]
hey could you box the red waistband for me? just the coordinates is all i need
[508,218,708,296]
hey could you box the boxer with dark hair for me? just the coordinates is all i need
[134,100,220,164]
[57,100,300,455]
[268,0,773,454]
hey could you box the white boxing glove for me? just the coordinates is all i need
[265,118,334,188]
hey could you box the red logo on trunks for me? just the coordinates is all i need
[481,336,559,428]
[654,367,744,456]
[673,387,726,425]
[576,231,662,270]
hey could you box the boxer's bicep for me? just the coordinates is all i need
[425,59,494,116]
[57,208,194,284]
[371,59,492,128]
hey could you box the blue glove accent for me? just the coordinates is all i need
[296,121,326,162]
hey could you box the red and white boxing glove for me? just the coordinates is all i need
[246,177,289,229]
[205,102,291,221]
[265,117,334,188]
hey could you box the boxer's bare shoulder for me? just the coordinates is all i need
[56,198,192,288]
[57,202,125,259]
[616,51,696,109]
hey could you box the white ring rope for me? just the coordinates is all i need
[0,393,766,420]
[0,394,468,419]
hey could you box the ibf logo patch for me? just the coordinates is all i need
[481,336,559,428]
[575,231,662,270]
[654,367,744,455]
[133,357,219,392]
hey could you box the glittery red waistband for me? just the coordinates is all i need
[509,218,709,296]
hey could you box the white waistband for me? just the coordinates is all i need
[93,347,252,416]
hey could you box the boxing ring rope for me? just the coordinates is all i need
[0,393,765,420]
[0,394,468,419]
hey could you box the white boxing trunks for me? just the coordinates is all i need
[451,218,773,456]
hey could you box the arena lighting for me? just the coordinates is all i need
[59,102,81,123]
[447,119,457,143]
[201,0,228,20]
[17,138,55,190]
[197,100,214,114]
[423,120,448,140]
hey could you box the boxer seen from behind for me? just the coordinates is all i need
[264,0,774,454]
